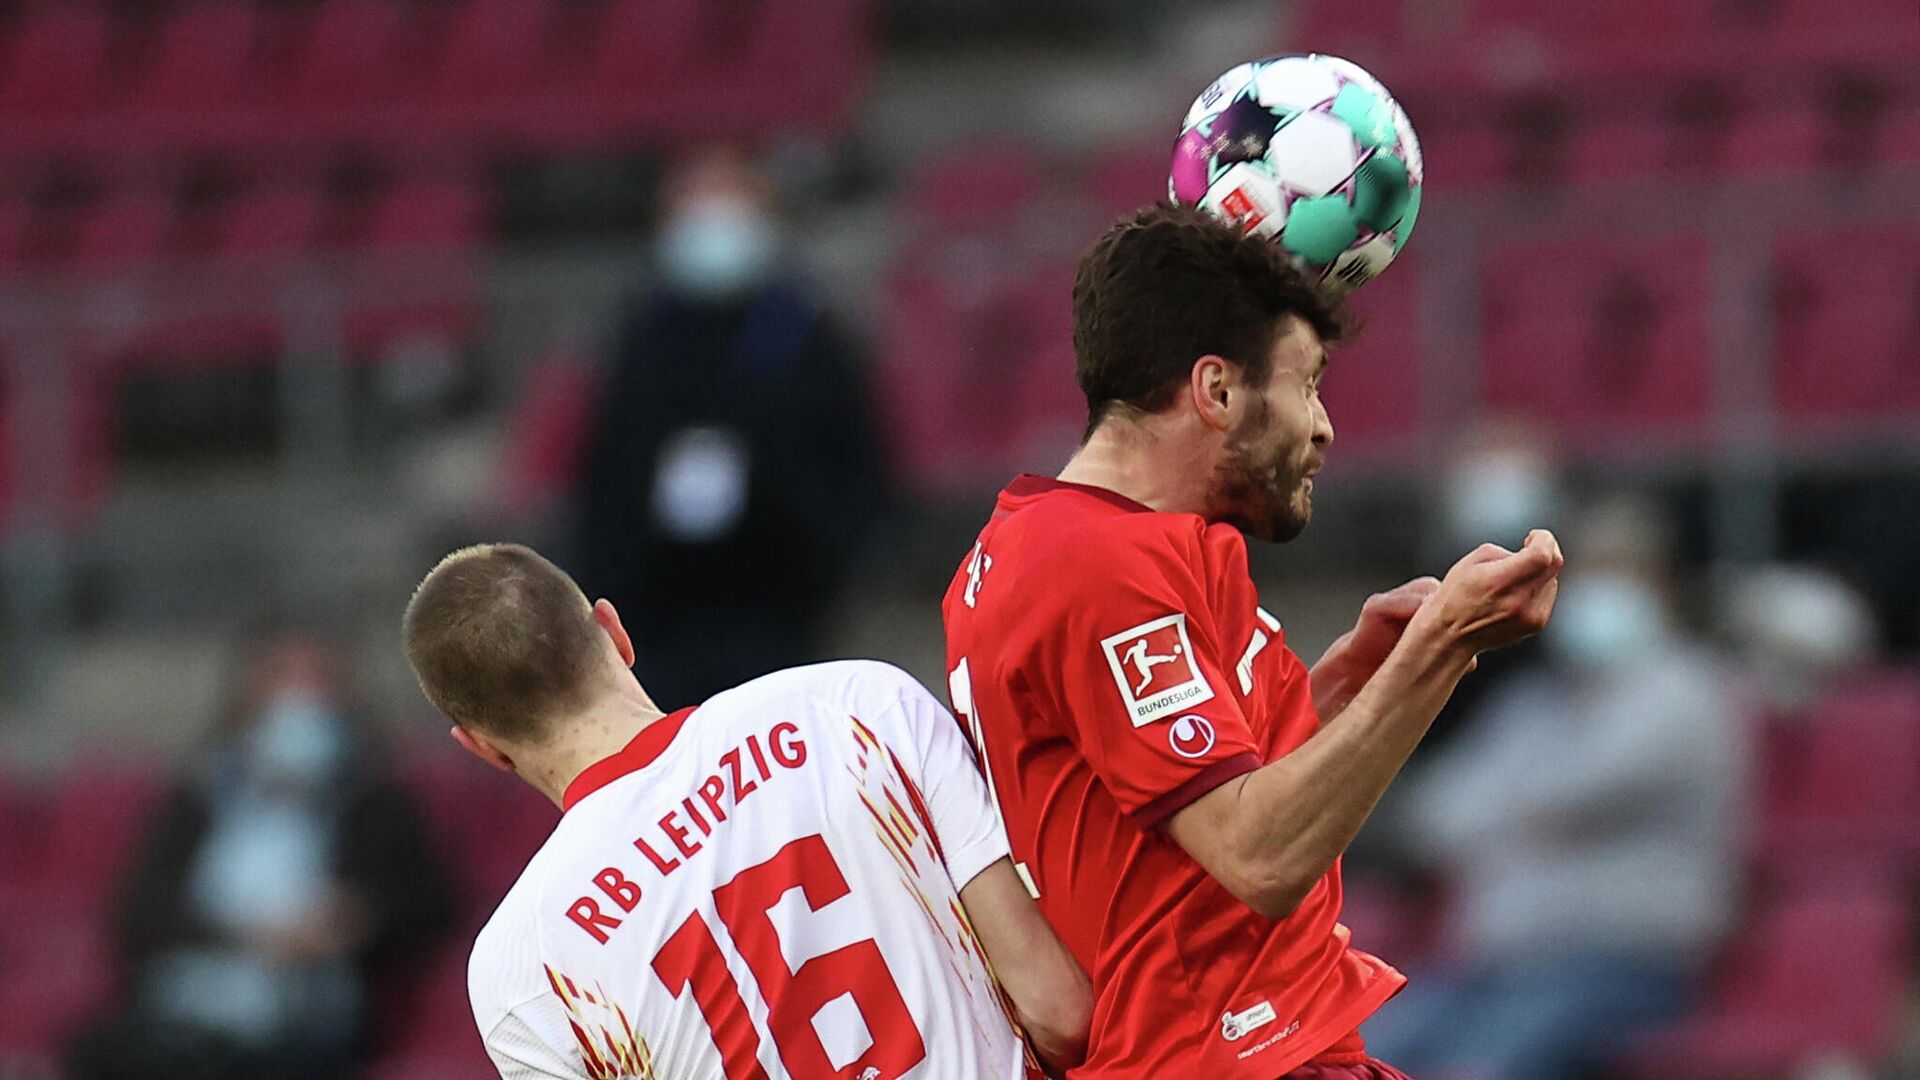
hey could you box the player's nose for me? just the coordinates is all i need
[1311,397,1334,448]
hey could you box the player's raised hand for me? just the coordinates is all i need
[1418,529,1564,655]
[1311,575,1443,718]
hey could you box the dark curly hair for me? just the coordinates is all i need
[1072,202,1348,437]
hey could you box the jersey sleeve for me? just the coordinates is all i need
[895,674,1012,891]
[1043,523,1263,828]
[480,1008,587,1080]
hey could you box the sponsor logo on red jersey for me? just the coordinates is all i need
[1100,613,1216,726]
[1169,715,1217,758]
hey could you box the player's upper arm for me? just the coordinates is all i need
[885,666,1011,888]
[1041,521,1262,824]
[959,858,1092,1073]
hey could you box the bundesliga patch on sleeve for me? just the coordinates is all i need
[1100,613,1216,726]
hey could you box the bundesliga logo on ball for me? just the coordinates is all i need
[1171,54,1424,292]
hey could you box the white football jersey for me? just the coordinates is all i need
[468,660,1033,1080]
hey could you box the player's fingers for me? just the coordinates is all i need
[1399,575,1442,598]
[1367,577,1440,622]
[1463,542,1514,565]
[1476,545,1559,601]
[1523,529,1565,570]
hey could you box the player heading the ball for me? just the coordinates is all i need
[942,204,1560,1078]
[404,543,1092,1079]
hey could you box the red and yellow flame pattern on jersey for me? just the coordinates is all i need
[844,713,1039,1073]
[546,964,658,1080]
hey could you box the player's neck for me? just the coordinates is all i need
[524,689,668,809]
[1058,419,1211,518]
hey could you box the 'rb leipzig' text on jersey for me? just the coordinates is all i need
[468,661,1036,1080]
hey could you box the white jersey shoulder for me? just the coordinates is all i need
[467,660,1024,1080]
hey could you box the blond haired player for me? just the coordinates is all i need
[404,543,1090,1079]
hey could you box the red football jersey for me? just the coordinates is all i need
[942,476,1405,1078]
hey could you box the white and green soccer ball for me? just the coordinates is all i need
[1170,54,1423,291]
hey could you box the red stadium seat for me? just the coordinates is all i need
[1478,233,1714,451]
[42,764,165,900]
[0,199,31,279]
[1770,225,1920,429]
[561,0,702,145]
[879,256,1045,494]
[1769,0,1920,41]
[1758,672,1920,877]
[135,187,330,357]
[66,195,175,278]
[0,908,113,1058]
[406,749,555,907]
[0,6,113,122]
[276,0,411,140]
[1722,101,1824,176]
[1083,140,1173,222]
[727,0,871,135]
[362,181,486,252]
[494,342,597,519]
[906,139,1046,235]
[1317,254,1422,463]
[1467,0,1728,48]
[136,1,262,145]
[219,187,328,258]
[1621,881,1912,1077]
[340,180,485,353]
[1005,261,1082,473]
[411,0,552,137]
[1291,0,1409,61]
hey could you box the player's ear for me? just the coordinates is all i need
[593,598,636,668]
[451,724,517,774]
[1190,354,1234,432]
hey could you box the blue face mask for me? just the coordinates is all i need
[246,693,349,787]
[1548,572,1668,669]
[656,199,778,298]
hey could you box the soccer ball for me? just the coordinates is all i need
[1170,54,1423,292]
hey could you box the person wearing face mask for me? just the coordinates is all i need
[68,628,455,1080]
[572,146,891,710]
[1361,495,1750,1080]
[1418,419,1567,749]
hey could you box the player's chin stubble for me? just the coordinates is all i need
[1214,422,1312,544]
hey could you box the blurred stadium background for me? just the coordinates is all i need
[0,0,1916,1076]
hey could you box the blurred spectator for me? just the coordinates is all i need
[1425,417,1566,746]
[574,146,891,709]
[1363,494,1750,1080]
[68,627,453,1080]
[1721,563,1879,714]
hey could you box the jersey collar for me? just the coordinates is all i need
[561,706,699,812]
[1004,473,1154,514]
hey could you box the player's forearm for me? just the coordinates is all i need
[1224,622,1473,914]
[1024,1011,1091,1077]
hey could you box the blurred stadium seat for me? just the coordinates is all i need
[66,195,175,279]
[1771,225,1920,427]
[1479,233,1714,450]
[1621,879,1913,1077]
[0,6,115,162]
[1757,670,1920,879]
[43,763,165,901]
[136,1,262,147]
[1317,253,1423,460]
